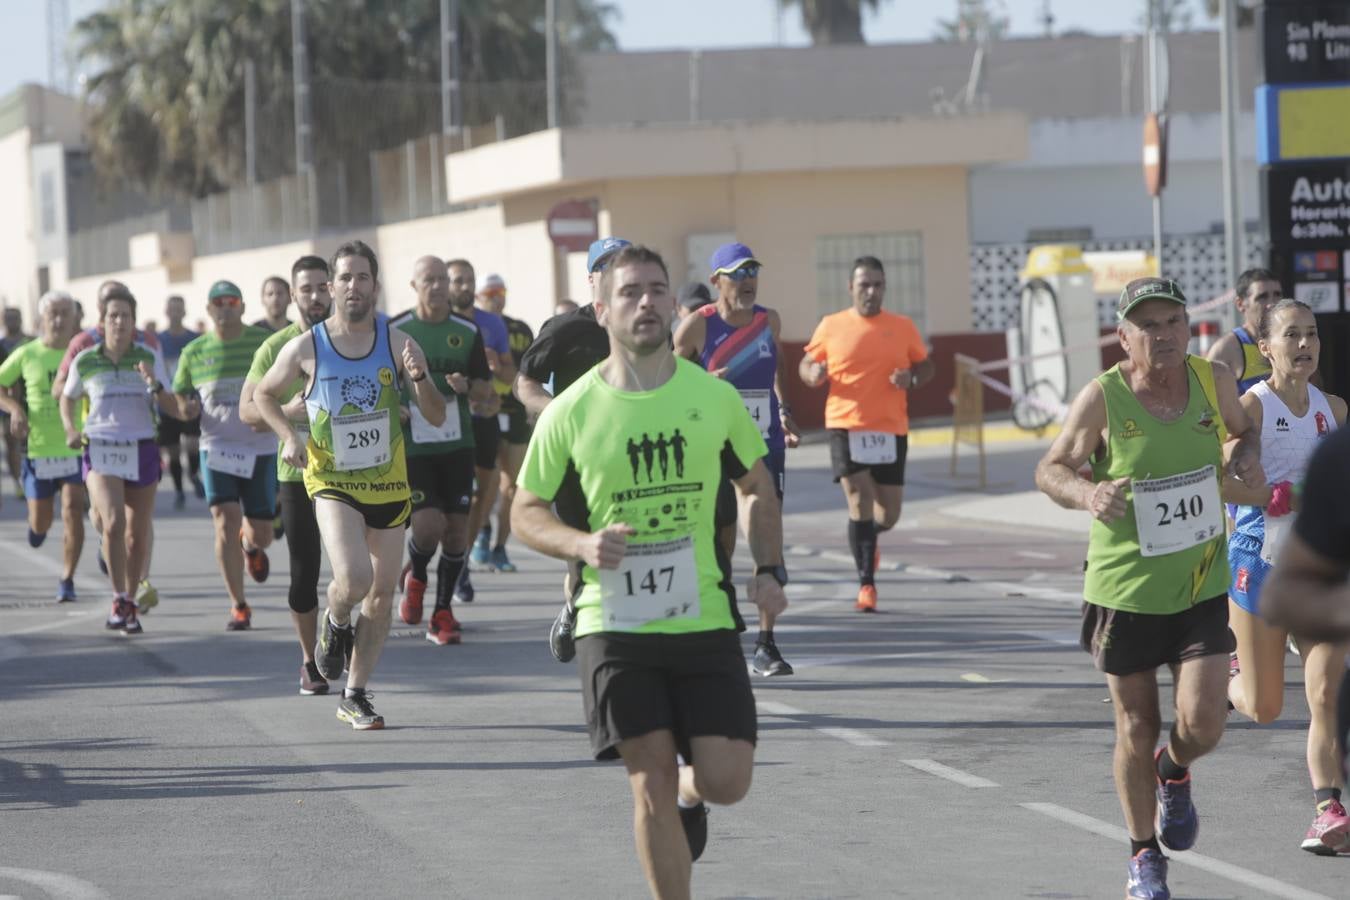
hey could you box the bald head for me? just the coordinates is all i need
[96,280,134,316]
[411,255,451,320]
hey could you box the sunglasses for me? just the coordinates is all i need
[210,296,242,308]
[720,265,760,282]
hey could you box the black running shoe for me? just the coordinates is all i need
[300,662,329,696]
[315,615,354,681]
[549,602,577,663]
[752,640,794,676]
[679,802,708,861]
[336,691,384,730]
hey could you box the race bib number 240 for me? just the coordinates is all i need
[1131,465,1223,558]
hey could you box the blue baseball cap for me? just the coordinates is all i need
[586,237,632,273]
[709,242,761,275]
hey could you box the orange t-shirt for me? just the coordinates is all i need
[804,308,928,435]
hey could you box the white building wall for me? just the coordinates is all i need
[0,127,38,325]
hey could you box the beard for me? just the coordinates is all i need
[301,304,332,328]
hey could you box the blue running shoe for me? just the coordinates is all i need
[490,545,517,573]
[1126,849,1169,899]
[56,578,76,603]
[28,528,46,548]
[454,566,475,603]
[1155,748,1198,851]
[469,528,491,568]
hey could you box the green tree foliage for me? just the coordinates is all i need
[934,0,1010,43]
[778,0,889,46]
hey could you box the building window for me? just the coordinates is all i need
[40,172,57,236]
[815,232,925,330]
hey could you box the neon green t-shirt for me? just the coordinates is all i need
[518,357,768,637]
[174,326,276,454]
[245,321,307,483]
[0,340,81,459]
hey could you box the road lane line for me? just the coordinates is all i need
[0,868,109,900]
[911,537,951,546]
[756,701,807,716]
[1021,802,1333,900]
[1016,550,1056,560]
[818,727,888,748]
[902,759,999,788]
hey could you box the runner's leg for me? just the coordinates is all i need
[28,495,55,537]
[124,483,157,589]
[1106,669,1163,841]
[618,729,691,900]
[210,501,247,608]
[314,498,373,627]
[279,482,321,663]
[87,472,129,594]
[840,471,877,586]
[1301,641,1350,798]
[60,483,87,582]
[494,439,527,551]
[683,736,754,806]
[348,522,401,689]
[1168,653,1229,766]
[1227,600,1288,723]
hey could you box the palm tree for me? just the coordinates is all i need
[1201,0,1255,27]
[934,0,1010,42]
[779,0,891,46]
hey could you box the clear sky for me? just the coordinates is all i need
[2,1,1203,99]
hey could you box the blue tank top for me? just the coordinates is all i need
[1233,326,1272,395]
[698,304,782,448]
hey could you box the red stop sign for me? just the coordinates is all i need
[547,199,599,253]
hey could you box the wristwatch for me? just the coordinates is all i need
[147,380,164,395]
[755,564,789,586]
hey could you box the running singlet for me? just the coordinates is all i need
[63,343,169,442]
[1232,381,1336,549]
[1233,326,1272,395]
[804,309,928,435]
[173,327,276,456]
[245,322,307,483]
[462,308,508,420]
[496,315,535,410]
[699,304,782,448]
[302,314,409,504]
[1084,356,1229,615]
[390,310,488,455]
[0,341,82,460]
[518,358,767,638]
[157,328,199,382]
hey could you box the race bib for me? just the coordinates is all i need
[1261,514,1291,566]
[332,409,392,470]
[89,439,139,480]
[498,412,511,433]
[410,404,462,445]
[739,389,772,438]
[849,430,897,465]
[598,536,701,631]
[206,446,256,478]
[31,456,80,480]
[1132,466,1224,558]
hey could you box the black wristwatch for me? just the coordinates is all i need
[755,564,788,586]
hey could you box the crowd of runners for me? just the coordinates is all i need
[6,243,1350,899]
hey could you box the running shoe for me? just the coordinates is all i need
[97,544,108,575]
[426,608,462,646]
[856,584,877,613]
[400,569,427,626]
[490,546,517,573]
[121,602,143,635]
[1125,848,1169,900]
[752,640,794,676]
[242,533,270,583]
[315,614,354,681]
[454,567,475,603]
[273,513,284,541]
[679,802,708,862]
[1302,800,1350,855]
[1226,651,1239,712]
[134,580,159,613]
[27,527,46,548]
[56,578,76,603]
[227,604,252,631]
[470,528,491,568]
[336,691,384,730]
[1154,748,1198,851]
[299,661,329,696]
[549,602,577,663]
[105,597,130,630]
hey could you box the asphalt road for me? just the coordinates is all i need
[0,438,1344,899]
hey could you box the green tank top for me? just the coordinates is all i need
[1084,356,1229,614]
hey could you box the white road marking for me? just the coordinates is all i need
[0,868,109,900]
[902,759,999,788]
[818,727,889,748]
[959,673,1010,684]
[756,700,807,716]
[911,536,951,546]
[1016,550,1056,560]
[818,550,856,567]
[1021,803,1334,900]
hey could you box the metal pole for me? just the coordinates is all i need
[1219,0,1244,310]
[291,0,316,232]
[546,0,558,129]
[244,59,257,184]
[689,49,702,122]
[1148,25,1163,267]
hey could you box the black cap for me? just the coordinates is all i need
[678,282,712,310]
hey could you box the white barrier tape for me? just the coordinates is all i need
[970,370,1068,417]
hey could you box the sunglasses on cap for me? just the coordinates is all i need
[720,264,760,282]
[210,296,242,308]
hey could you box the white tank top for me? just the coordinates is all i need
[1254,380,1336,486]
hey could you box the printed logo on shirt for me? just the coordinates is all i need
[1316,411,1330,435]
[1235,567,1249,593]
[1194,407,1217,434]
[378,366,394,387]
[1118,417,1144,439]
[340,375,380,410]
[447,333,463,349]
[623,430,690,485]
[1275,416,1290,432]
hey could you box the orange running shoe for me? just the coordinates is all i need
[856,584,878,613]
[400,566,427,626]
[242,531,270,583]
[426,608,462,645]
[227,603,252,631]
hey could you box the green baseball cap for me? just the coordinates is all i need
[1117,277,1187,320]
[207,279,242,301]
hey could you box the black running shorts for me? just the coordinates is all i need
[407,449,474,515]
[1080,593,1233,676]
[472,415,500,470]
[828,429,907,485]
[577,629,758,762]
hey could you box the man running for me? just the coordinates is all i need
[253,240,444,730]
[240,255,334,694]
[512,244,787,895]
[1,306,34,498]
[675,282,712,322]
[1036,277,1261,899]
[157,295,203,508]
[675,242,799,676]
[252,275,293,334]
[1206,267,1281,394]
[171,280,276,631]
[799,256,934,612]
[391,256,492,645]
[0,291,86,600]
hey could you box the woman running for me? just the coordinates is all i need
[1224,298,1349,854]
[60,291,178,635]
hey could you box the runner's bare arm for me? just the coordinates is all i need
[1205,331,1244,381]
[0,385,24,425]
[238,380,261,427]
[672,312,706,363]
[512,487,633,569]
[1034,380,1126,521]
[767,311,800,447]
[514,373,553,418]
[1329,393,1348,428]
[1221,392,1271,506]
[798,352,826,388]
[1211,360,1262,485]
[393,332,447,427]
[254,334,310,462]
[733,459,788,618]
[59,392,81,449]
[1262,533,1350,642]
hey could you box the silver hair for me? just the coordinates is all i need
[38,290,75,316]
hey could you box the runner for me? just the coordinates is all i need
[674,242,800,676]
[252,240,444,730]
[798,255,934,612]
[514,236,630,661]
[156,295,203,508]
[1035,277,1262,899]
[450,264,511,599]
[554,299,579,316]
[511,244,787,894]
[1217,299,1350,853]
[252,275,293,334]
[241,255,335,693]
[60,288,177,635]
[0,291,86,600]
[391,256,492,645]
[171,280,277,631]
[1206,267,1281,394]
[1,306,33,498]
[675,282,712,321]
